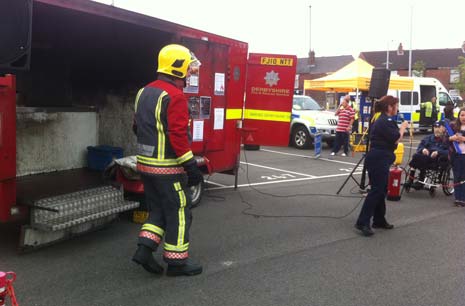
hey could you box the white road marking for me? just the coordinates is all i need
[205,180,227,187]
[261,173,296,180]
[206,172,362,191]
[259,148,358,166]
[319,158,358,166]
[239,161,315,178]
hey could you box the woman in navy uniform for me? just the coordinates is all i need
[355,96,409,236]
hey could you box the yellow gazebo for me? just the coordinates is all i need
[304,58,413,92]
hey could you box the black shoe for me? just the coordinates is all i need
[166,258,203,277]
[355,224,374,236]
[372,222,394,229]
[132,245,164,274]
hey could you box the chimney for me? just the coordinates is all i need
[397,43,404,56]
[308,50,315,65]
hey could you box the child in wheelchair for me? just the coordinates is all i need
[406,120,449,190]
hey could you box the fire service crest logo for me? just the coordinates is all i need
[264,70,280,87]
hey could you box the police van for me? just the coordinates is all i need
[387,77,455,130]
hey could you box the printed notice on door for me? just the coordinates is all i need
[214,108,224,130]
[214,73,225,96]
[192,120,204,141]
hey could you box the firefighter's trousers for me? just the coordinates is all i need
[137,173,192,265]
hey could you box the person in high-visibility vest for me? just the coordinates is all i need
[420,97,440,129]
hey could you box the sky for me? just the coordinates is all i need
[93,0,464,58]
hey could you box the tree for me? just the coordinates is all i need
[412,60,426,77]
[454,56,465,94]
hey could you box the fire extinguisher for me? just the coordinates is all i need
[0,271,18,306]
[387,166,403,201]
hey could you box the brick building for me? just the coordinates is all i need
[296,51,353,105]
[359,48,465,99]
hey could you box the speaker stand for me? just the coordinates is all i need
[336,153,366,194]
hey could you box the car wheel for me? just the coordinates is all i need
[189,178,204,208]
[325,140,334,148]
[291,125,311,149]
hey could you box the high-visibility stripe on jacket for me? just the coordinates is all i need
[134,77,194,175]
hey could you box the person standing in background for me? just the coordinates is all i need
[444,100,455,122]
[331,95,355,157]
[420,96,440,130]
[448,108,465,207]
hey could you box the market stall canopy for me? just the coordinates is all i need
[304,58,413,92]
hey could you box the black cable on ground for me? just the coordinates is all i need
[236,148,365,219]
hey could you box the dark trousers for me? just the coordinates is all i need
[332,131,349,154]
[137,173,192,265]
[356,148,395,226]
[452,154,465,202]
[409,153,449,181]
[352,119,359,133]
[409,153,448,169]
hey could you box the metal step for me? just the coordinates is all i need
[31,185,139,231]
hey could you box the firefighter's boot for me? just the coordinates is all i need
[132,245,164,274]
[166,258,203,277]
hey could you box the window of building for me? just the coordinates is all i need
[450,69,460,83]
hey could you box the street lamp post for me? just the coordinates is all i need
[408,6,413,77]
[309,5,312,55]
[386,40,393,69]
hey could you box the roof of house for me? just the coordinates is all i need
[297,55,354,75]
[359,48,465,70]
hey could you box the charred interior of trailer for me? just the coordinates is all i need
[21,2,174,107]
[7,2,179,178]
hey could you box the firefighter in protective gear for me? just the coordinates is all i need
[420,97,440,130]
[132,44,203,276]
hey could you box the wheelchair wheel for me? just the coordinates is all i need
[441,165,454,196]
[403,167,413,193]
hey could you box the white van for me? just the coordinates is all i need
[388,77,454,130]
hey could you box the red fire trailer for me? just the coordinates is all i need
[0,0,296,249]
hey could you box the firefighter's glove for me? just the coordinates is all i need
[183,159,203,187]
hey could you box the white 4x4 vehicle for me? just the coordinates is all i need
[290,95,338,149]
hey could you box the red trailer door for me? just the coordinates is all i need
[0,75,16,222]
[243,53,296,146]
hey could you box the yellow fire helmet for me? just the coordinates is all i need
[157,44,201,79]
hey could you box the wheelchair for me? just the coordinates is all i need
[403,156,454,197]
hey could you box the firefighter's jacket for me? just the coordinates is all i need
[134,77,194,175]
